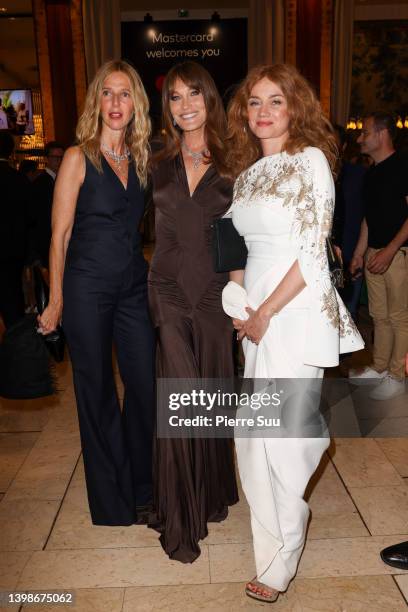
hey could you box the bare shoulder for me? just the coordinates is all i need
[62,145,85,168]
[59,146,86,184]
[63,145,83,160]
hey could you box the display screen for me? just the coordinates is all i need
[122,19,247,129]
[0,89,34,135]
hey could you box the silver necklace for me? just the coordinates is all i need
[101,143,129,167]
[182,141,208,169]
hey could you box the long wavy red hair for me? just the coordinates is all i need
[226,64,338,178]
[153,61,231,179]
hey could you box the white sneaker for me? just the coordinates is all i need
[369,375,406,400]
[349,366,388,385]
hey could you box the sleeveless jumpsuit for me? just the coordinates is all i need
[63,156,155,525]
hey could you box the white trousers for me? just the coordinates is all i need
[238,308,329,592]
[235,434,329,591]
[223,254,331,592]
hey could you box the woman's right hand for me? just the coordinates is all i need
[37,302,62,334]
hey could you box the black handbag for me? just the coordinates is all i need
[0,315,56,399]
[326,237,344,289]
[33,266,66,363]
[212,217,248,273]
[212,218,344,289]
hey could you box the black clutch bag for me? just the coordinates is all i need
[33,266,66,363]
[326,237,344,289]
[212,217,248,273]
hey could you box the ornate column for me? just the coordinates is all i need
[32,0,54,142]
[287,0,334,115]
[70,0,88,116]
[320,0,333,117]
[32,0,87,146]
[331,0,355,125]
[248,0,273,68]
[248,0,286,69]
[285,0,297,66]
[82,0,121,84]
[296,0,322,96]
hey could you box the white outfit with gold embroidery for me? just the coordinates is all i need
[222,147,364,592]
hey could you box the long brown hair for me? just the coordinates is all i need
[154,62,230,179]
[76,60,151,187]
[226,64,338,178]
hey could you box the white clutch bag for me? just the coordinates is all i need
[222,281,253,320]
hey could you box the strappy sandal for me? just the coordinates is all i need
[245,577,280,603]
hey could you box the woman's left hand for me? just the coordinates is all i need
[238,307,271,344]
[232,317,245,332]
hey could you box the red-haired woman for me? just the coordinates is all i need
[224,64,364,602]
[148,62,238,563]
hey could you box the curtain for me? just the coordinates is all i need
[82,0,121,84]
[331,0,355,126]
[248,0,285,69]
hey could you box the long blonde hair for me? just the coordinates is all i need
[76,60,151,187]
[226,64,338,179]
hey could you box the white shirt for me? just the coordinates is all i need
[45,167,56,181]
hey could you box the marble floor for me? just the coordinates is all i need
[1,340,408,611]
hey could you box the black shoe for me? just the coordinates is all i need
[380,541,408,569]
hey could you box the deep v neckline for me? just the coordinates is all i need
[102,155,130,191]
[178,153,212,198]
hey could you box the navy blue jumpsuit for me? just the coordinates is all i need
[63,156,155,526]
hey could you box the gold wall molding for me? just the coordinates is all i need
[320,0,333,117]
[32,0,88,145]
[70,0,88,117]
[285,0,297,66]
[32,0,55,142]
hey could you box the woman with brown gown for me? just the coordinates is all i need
[148,62,238,562]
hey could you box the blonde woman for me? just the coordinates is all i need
[224,64,364,602]
[38,60,155,526]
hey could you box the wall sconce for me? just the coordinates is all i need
[211,11,221,22]
[144,13,153,23]
[348,115,408,130]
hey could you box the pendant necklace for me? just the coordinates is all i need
[182,141,208,169]
[101,143,130,170]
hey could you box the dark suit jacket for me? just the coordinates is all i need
[0,160,29,264]
[31,171,55,267]
[334,162,366,265]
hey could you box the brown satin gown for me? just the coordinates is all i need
[148,153,239,562]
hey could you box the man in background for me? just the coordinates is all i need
[0,131,29,327]
[332,125,366,321]
[350,112,408,400]
[31,141,64,271]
